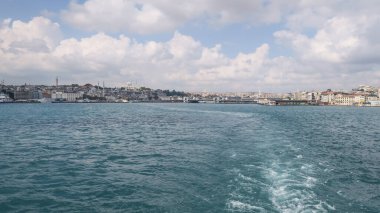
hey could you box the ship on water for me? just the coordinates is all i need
[0,93,13,103]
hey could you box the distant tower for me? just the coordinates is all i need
[56,76,59,87]
[102,81,105,97]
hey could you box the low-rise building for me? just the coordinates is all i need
[14,91,32,100]
[51,91,63,100]
[320,91,335,105]
[52,91,83,101]
[293,92,308,100]
[367,96,379,102]
[63,92,83,102]
[334,94,355,106]
[307,92,320,102]
[354,95,366,105]
[159,96,171,101]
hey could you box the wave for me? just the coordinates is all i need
[226,167,271,212]
[265,162,335,213]
[146,104,253,118]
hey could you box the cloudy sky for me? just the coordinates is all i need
[1,0,379,92]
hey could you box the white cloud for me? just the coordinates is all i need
[0,17,293,90]
[60,0,380,37]
[275,14,380,64]
[0,16,62,52]
[61,0,296,34]
[61,0,184,34]
[1,14,380,91]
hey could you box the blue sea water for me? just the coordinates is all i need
[0,103,379,212]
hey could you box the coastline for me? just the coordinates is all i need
[1,101,380,107]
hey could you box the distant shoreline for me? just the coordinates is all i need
[1,101,380,107]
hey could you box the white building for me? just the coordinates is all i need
[64,92,83,102]
[354,95,366,105]
[307,92,320,102]
[320,92,335,104]
[334,94,355,106]
[51,91,63,99]
[367,96,378,102]
[52,92,83,101]
[293,92,308,100]
[159,96,171,101]
[357,85,376,92]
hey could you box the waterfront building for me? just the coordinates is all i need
[334,94,355,106]
[354,95,366,105]
[320,91,335,105]
[31,91,43,100]
[52,91,83,101]
[42,92,52,99]
[51,91,63,100]
[293,92,308,100]
[159,96,172,102]
[63,92,83,102]
[307,92,321,102]
[367,96,379,102]
[14,91,32,100]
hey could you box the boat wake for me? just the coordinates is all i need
[226,200,266,212]
[225,168,270,212]
[265,160,335,213]
[225,145,335,212]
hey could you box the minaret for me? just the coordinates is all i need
[97,81,100,96]
[102,81,105,97]
[56,77,58,87]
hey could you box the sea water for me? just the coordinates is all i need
[0,103,379,212]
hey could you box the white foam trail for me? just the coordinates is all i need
[226,168,270,212]
[265,162,334,213]
[238,173,253,182]
[227,200,266,212]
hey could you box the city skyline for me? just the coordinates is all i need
[1,0,380,92]
[1,78,378,94]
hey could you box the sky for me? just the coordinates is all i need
[0,0,380,92]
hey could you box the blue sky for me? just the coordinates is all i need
[0,0,379,92]
[0,0,66,21]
